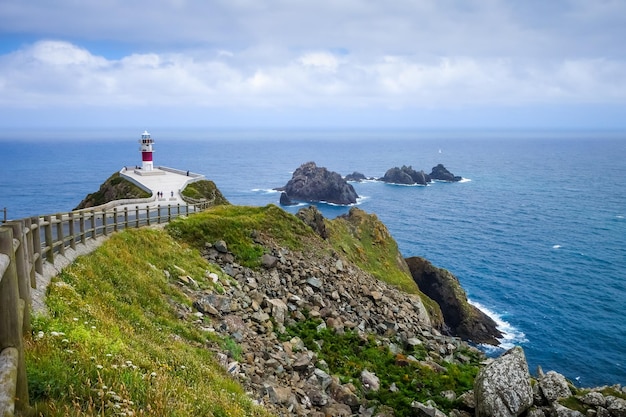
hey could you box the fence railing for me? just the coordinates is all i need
[0,200,210,416]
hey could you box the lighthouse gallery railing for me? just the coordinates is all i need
[0,200,211,415]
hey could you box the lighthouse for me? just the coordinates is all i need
[139,130,154,171]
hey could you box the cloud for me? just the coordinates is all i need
[1,40,625,112]
[0,1,625,127]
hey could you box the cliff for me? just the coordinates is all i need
[73,172,151,209]
[406,256,502,345]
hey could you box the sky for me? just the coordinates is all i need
[1,0,625,130]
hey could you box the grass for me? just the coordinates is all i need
[280,317,482,415]
[181,180,230,205]
[166,204,318,268]
[25,227,272,417]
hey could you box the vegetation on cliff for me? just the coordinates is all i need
[73,172,151,209]
[26,228,272,416]
[181,179,230,205]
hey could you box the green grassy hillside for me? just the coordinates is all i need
[26,227,272,417]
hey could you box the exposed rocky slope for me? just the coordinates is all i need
[276,162,359,205]
[165,205,625,416]
[74,172,151,209]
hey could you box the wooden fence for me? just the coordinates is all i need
[0,201,210,416]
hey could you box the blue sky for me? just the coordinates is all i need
[1,0,625,130]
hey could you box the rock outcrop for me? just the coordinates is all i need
[406,257,502,345]
[429,164,462,182]
[277,162,359,205]
[296,206,329,239]
[380,165,431,185]
[279,192,297,206]
[344,172,368,182]
[74,172,150,209]
[474,346,534,417]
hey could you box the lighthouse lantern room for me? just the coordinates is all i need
[139,130,155,171]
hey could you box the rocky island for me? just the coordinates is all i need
[276,161,359,205]
[378,164,462,185]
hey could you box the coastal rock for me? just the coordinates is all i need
[277,161,358,205]
[429,164,462,182]
[538,371,571,402]
[380,165,431,185]
[279,192,297,206]
[474,346,533,417]
[406,256,502,344]
[344,171,367,182]
[296,206,329,239]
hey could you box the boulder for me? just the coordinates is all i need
[429,164,462,182]
[607,396,626,417]
[406,256,502,345]
[277,162,358,205]
[538,371,571,402]
[361,369,380,393]
[474,346,533,417]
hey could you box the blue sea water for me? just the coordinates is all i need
[1,128,625,387]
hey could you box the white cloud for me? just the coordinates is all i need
[1,40,626,112]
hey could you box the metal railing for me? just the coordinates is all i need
[0,200,210,415]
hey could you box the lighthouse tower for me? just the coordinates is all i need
[139,130,154,171]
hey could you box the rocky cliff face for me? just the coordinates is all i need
[74,172,150,209]
[277,162,359,205]
[406,256,502,345]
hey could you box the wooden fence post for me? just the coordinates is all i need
[69,212,76,250]
[6,221,31,335]
[43,215,54,264]
[56,213,65,256]
[24,218,36,289]
[31,217,43,275]
[79,211,86,245]
[0,226,29,412]
[102,209,108,237]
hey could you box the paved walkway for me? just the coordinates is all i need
[120,166,204,207]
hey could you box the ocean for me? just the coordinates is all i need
[1,128,625,388]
